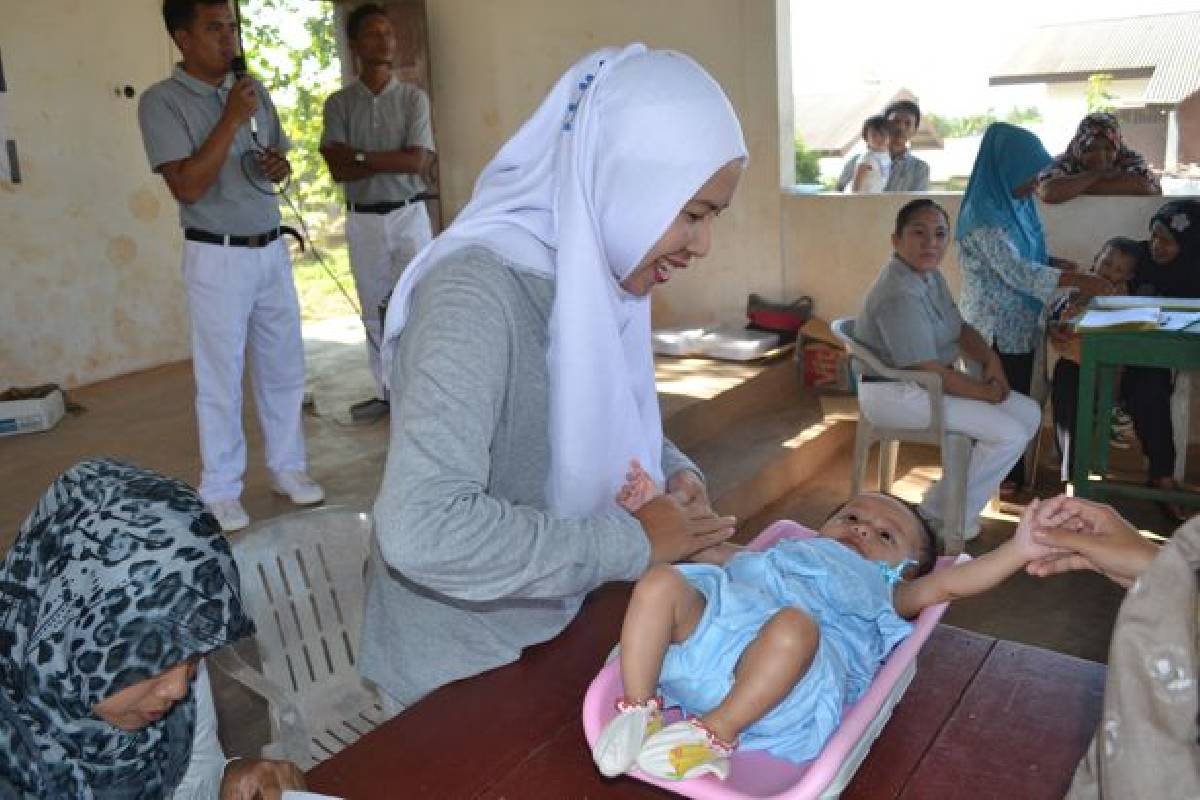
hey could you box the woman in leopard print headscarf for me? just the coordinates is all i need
[0,459,280,799]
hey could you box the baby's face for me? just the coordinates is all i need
[866,127,890,153]
[820,493,923,568]
[1094,246,1137,285]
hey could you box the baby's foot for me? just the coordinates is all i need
[636,717,735,782]
[617,459,660,513]
[592,696,664,778]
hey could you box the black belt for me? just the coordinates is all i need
[185,227,280,248]
[348,194,435,214]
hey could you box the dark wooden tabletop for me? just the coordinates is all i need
[307,583,1105,800]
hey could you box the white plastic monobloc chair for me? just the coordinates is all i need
[210,505,385,769]
[831,318,973,555]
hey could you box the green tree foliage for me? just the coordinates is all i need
[794,135,821,184]
[240,0,342,220]
[928,106,1043,138]
[1086,73,1116,113]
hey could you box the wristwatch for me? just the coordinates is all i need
[354,151,367,164]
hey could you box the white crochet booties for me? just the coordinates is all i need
[592,696,664,778]
[636,717,736,782]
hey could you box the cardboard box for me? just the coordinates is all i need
[0,389,65,437]
[796,318,854,393]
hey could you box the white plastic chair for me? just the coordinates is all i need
[831,318,972,555]
[210,505,386,768]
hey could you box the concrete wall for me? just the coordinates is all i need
[423,0,787,329]
[1,1,184,388]
[2,0,786,388]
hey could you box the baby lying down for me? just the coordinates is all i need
[593,461,1056,782]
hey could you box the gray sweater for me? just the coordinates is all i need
[360,246,701,705]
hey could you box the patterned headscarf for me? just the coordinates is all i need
[0,459,254,799]
[957,123,1051,265]
[1039,113,1161,190]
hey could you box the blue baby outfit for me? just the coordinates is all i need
[657,538,913,764]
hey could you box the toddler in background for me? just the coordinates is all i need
[592,461,1057,782]
[1047,237,1138,478]
[844,115,892,194]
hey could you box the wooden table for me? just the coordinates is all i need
[1073,324,1200,508]
[307,584,1105,800]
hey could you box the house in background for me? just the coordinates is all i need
[989,11,1200,176]
[793,85,942,186]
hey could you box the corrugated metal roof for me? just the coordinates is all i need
[990,11,1200,104]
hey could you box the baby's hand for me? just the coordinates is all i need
[1012,498,1064,562]
[617,459,660,513]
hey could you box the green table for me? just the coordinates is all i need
[1073,326,1200,505]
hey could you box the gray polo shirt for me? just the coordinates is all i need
[853,255,962,374]
[884,151,930,192]
[138,65,287,235]
[321,77,434,205]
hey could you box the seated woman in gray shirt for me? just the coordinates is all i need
[853,199,1042,542]
[361,45,747,709]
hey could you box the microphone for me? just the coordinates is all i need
[230,55,259,141]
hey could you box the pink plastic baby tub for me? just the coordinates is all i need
[581,519,969,800]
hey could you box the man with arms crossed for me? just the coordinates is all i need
[138,0,324,532]
[321,3,436,422]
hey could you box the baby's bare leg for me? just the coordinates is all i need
[620,564,707,702]
[701,607,818,744]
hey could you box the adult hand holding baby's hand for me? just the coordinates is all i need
[1024,495,1159,588]
[1011,498,1063,562]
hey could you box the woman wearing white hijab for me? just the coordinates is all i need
[360,43,748,708]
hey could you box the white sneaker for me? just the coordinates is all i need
[209,499,250,533]
[271,471,325,505]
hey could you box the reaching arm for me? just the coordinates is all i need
[894,500,1057,618]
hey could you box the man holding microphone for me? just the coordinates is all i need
[138,0,323,532]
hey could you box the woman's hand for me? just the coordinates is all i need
[982,357,1010,402]
[220,758,305,800]
[1049,256,1081,272]
[666,469,711,515]
[636,492,736,565]
[1024,495,1160,588]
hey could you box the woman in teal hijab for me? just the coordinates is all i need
[956,123,1111,492]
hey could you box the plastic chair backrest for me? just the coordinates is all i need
[227,505,380,764]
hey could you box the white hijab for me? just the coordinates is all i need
[381,43,747,518]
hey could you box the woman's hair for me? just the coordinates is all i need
[893,198,949,236]
[862,114,890,140]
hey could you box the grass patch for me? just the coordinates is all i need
[291,238,361,322]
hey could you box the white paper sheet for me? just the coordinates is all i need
[1077,307,1162,329]
[1094,295,1200,311]
[283,792,345,800]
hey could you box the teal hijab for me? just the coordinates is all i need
[957,123,1052,266]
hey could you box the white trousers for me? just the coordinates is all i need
[857,382,1041,528]
[346,204,433,396]
[181,238,308,502]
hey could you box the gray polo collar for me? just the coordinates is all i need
[351,75,400,99]
[887,254,936,289]
[171,63,234,96]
